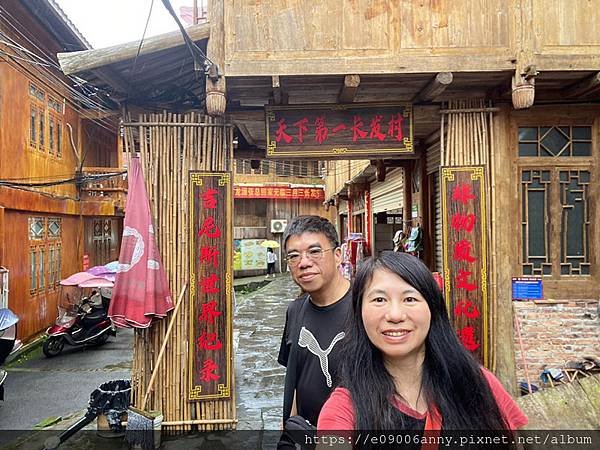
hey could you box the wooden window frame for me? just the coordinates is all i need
[29,246,37,295]
[28,82,46,153]
[513,115,598,298]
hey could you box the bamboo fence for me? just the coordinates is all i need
[440,98,498,372]
[123,111,236,432]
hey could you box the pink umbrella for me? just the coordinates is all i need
[60,271,96,286]
[79,277,114,288]
[87,265,112,276]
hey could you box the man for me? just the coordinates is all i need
[278,215,351,430]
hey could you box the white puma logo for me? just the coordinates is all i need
[298,327,345,387]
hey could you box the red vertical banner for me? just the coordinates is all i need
[189,172,233,401]
[441,166,489,366]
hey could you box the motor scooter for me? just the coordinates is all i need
[43,282,116,358]
[0,308,22,400]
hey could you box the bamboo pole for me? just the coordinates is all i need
[127,111,234,431]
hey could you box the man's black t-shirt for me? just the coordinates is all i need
[278,289,352,425]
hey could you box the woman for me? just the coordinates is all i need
[266,247,277,278]
[318,252,527,438]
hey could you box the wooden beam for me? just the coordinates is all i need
[562,72,600,98]
[79,109,120,120]
[92,67,130,94]
[205,0,226,116]
[415,72,453,102]
[58,22,211,75]
[233,147,265,160]
[271,76,288,105]
[338,75,360,103]
[234,123,256,146]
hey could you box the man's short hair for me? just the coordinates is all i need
[283,215,340,250]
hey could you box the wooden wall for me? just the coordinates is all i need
[325,159,370,200]
[3,211,82,341]
[492,104,600,393]
[503,105,600,300]
[532,0,600,69]
[234,198,335,276]
[0,63,80,200]
[83,217,122,267]
[224,0,516,75]
[223,0,600,76]
[0,2,121,341]
[82,119,119,167]
[234,198,333,230]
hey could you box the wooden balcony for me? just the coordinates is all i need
[80,167,127,211]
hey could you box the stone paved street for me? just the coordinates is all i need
[234,273,301,431]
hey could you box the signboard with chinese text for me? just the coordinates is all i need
[189,172,233,401]
[265,104,413,159]
[234,239,267,271]
[234,185,324,201]
[441,166,489,366]
[512,277,543,301]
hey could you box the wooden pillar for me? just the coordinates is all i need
[491,105,518,393]
[206,0,226,116]
[403,164,412,224]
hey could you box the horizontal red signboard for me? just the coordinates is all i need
[265,103,413,159]
[234,185,324,201]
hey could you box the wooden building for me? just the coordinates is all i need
[57,0,599,430]
[233,158,332,276]
[0,0,123,342]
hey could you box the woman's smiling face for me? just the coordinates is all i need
[361,269,431,362]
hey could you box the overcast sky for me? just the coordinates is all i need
[56,0,198,49]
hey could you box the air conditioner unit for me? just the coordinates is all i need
[270,219,288,234]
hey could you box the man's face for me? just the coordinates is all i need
[285,232,342,294]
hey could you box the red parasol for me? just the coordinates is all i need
[108,157,173,328]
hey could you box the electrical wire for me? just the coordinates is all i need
[160,0,215,74]
[0,171,126,188]
[126,0,155,103]
[0,9,117,132]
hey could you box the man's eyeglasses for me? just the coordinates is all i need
[285,248,335,266]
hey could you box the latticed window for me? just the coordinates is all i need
[29,217,62,294]
[56,121,62,157]
[39,248,45,290]
[235,159,252,174]
[519,126,593,277]
[29,248,37,293]
[276,160,290,176]
[48,245,61,287]
[254,160,270,175]
[30,106,37,145]
[29,217,45,240]
[519,126,591,157]
[48,218,61,238]
[39,110,45,148]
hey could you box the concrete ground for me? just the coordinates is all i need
[0,274,299,448]
[0,328,133,431]
[234,273,301,430]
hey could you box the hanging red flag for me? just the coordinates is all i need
[109,157,173,328]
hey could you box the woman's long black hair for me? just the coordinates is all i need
[337,251,508,430]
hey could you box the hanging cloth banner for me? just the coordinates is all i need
[108,157,173,328]
[441,166,489,367]
[189,172,233,401]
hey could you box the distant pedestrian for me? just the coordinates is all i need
[277,215,351,449]
[266,247,277,278]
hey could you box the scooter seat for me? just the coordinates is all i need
[83,308,107,323]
